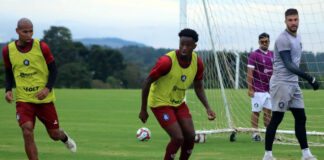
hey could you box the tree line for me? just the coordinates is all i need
[0,26,323,89]
[0,26,170,89]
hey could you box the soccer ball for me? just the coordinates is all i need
[194,134,206,143]
[136,127,151,141]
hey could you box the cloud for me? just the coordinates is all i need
[0,0,180,48]
[184,0,324,52]
[1,0,324,51]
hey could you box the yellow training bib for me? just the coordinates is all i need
[148,51,198,107]
[8,39,55,103]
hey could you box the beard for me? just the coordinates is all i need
[261,46,268,51]
[288,25,298,33]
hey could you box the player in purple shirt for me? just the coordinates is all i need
[247,33,274,141]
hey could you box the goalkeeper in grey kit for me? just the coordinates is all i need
[263,8,319,160]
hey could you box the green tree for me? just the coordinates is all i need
[56,62,92,88]
[88,45,125,82]
[106,76,123,88]
[118,62,144,88]
[118,46,171,73]
[42,26,80,68]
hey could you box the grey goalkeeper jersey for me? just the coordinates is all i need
[272,30,302,83]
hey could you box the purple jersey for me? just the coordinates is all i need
[247,49,274,92]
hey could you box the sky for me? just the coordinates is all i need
[0,0,180,48]
[1,0,324,52]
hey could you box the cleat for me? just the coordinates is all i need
[273,137,281,142]
[301,156,318,160]
[64,132,77,153]
[263,154,277,160]
[252,134,262,142]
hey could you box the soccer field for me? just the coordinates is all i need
[0,89,323,160]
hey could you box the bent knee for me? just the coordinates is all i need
[21,124,34,138]
[49,131,61,141]
[22,128,34,138]
[185,132,196,142]
[172,135,184,145]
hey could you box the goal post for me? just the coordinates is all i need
[182,0,324,145]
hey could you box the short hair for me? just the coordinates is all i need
[178,28,199,42]
[17,18,33,29]
[258,32,270,40]
[285,8,298,17]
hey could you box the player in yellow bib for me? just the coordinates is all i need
[139,28,216,160]
[2,18,76,160]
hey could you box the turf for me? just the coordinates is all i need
[0,89,323,160]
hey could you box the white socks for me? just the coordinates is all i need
[302,148,314,158]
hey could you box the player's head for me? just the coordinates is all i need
[285,8,299,33]
[178,28,198,57]
[258,32,270,51]
[16,18,33,44]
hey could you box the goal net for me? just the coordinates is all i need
[183,0,324,145]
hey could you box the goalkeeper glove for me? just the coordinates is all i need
[308,77,319,90]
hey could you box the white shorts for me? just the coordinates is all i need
[251,92,272,112]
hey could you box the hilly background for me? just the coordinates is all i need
[0,26,173,89]
[0,26,323,90]
[75,37,146,48]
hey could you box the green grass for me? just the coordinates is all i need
[0,89,323,160]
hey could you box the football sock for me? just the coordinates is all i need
[164,140,181,160]
[290,108,308,149]
[179,140,194,160]
[61,134,68,143]
[265,111,284,150]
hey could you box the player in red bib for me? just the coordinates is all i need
[3,18,76,160]
[139,28,216,160]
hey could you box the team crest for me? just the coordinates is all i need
[181,75,187,82]
[23,59,30,66]
[279,102,285,108]
[163,113,170,121]
[254,103,259,108]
